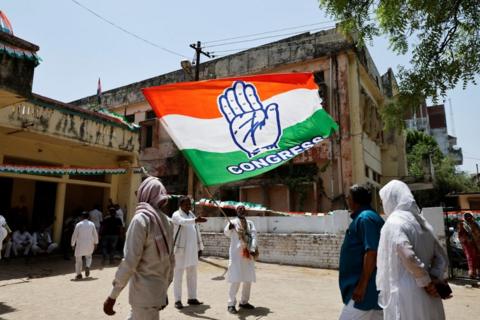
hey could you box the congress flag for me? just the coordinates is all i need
[142,73,338,186]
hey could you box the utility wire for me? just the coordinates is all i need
[211,26,337,57]
[204,25,335,49]
[211,26,334,54]
[70,0,189,58]
[203,20,338,45]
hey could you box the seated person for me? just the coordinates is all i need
[12,225,33,257]
[32,225,58,255]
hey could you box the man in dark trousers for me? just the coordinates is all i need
[338,184,384,320]
[101,208,123,264]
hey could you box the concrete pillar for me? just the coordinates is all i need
[53,182,67,243]
[106,174,118,207]
[125,169,140,223]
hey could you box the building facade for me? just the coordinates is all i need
[0,15,140,242]
[73,27,407,213]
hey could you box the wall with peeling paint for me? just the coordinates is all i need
[0,101,139,153]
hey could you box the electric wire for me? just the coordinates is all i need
[70,0,189,58]
[203,20,339,45]
[210,26,338,58]
[204,25,336,49]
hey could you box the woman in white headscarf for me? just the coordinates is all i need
[104,176,174,320]
[376,180,448,320]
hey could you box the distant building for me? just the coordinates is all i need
[405,104,463,165]
[72,26,407,213]
[427,104,463,164]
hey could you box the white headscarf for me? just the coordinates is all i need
[376,179,440,309]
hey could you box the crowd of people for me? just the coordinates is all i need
[0,178,470,319]
[0,220,58,260]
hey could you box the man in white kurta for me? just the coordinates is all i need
[377,180,449,320]
[224,205,258,315]
[103,176,174,320]
[89,205,103,234]
[12,226,33,257]
[71,212,99,279]
[172,196,207,309]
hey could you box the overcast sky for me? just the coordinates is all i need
[3,0,479,172]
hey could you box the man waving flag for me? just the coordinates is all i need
[143,73,338,186]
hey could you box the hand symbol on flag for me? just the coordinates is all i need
[218,81,281,158]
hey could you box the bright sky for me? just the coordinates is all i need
[3,0,479,173]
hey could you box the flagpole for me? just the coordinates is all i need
[202,185,232,224]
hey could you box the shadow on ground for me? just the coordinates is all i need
[199,257,228,281]
[179,304,218,320]
[237,306,272,320]
[0,255,118,282]
[0,302,16,317]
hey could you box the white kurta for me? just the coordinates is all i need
[224,218,257,283]
[71,219,98,257]
[89,209,103,231]
[172,209,204,269]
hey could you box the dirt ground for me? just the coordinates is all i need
[0,256,479,320]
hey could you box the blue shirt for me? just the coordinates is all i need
[339,206,384,311]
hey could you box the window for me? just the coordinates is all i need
[141,124,153,149]
[365,166,370,179]
[146,110,156,120]
[125,114,135,123]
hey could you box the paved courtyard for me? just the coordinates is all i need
[0,256,479,319]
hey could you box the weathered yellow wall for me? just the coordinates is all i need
[0,102,139,153]
[0,101,141,241]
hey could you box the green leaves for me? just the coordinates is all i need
[319,0,480,128]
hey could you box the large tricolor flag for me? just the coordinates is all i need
[143,73,338,186]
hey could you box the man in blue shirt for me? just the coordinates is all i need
[339,184,384,320]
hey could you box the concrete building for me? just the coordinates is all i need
[72,27,408,213]
[406,103,463,165]
[0,13,140,242]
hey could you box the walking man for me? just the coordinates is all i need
[71,211,98,280]
[172,196,207,309]
[101,207,123,264]
[339,184,384,320]
[103,176,174,320]
[224,205,258,314]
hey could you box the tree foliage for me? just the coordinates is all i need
[406,130,443,181]
[405,130,479,206]
[319,0,480,128]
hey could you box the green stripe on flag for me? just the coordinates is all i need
[182,109,338,186]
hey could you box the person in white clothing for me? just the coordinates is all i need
[224,205,258,315]
[103,176,174,320]
[376,180,449,320]
[71,211,99,280]
[32,225,59,255]
[172,196,207,309]
[89,205,103,234]
[0,215,12,259]
[12,225,33,257]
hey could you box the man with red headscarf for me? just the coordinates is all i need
[103,176,174,320]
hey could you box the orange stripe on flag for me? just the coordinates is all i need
[143,73,318,119]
